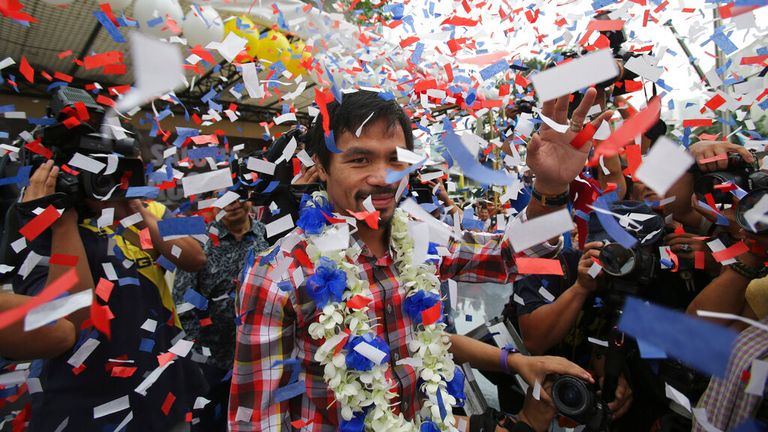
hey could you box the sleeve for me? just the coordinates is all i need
[512,208,564,258]
[229,252,297,431]
[439,230,517,284]
[514,275,549,316]
[171,267,196,307]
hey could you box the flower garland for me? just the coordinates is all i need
[301,191,464,432]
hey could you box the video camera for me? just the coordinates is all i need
[408,167,444,205]
[18,87,144,209]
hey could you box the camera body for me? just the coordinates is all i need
[597,241,660,302]
[552,375,611,431]
[692,150,768,205]
[19,87,144,207]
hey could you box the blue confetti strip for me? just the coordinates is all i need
[183,288,209,311]
[93,11,126,43]
[125,186,160,199]
[479,59,509,81]
[157,216,207,238]
[618,297,737,377]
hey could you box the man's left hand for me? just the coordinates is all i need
[526,88,613,193]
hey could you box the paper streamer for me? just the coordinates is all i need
[618,297,737,377]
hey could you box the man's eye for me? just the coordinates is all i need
[350,158,368,164]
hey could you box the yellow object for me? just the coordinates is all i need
[746,276,768,319]
[254,29,290,65]
[223,15,261,58]
[284,40,311,76]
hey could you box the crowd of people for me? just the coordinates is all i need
[0,3,766,431]
[0,83,766,432]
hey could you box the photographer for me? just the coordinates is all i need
[12,159,208,431]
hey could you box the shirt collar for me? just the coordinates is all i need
[214,217,258,240]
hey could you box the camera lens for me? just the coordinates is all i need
[553,376,590,416]
[599,243,636,277]
[736,188,768,235]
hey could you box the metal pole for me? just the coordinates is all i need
[713,7,732,139]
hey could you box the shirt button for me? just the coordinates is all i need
[386,304,393,314]
[393,352,400,361]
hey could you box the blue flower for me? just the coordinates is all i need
[344,333,390,372]
[306,257,346,309]
[403,291,443,325]
[446,366,466,407]
[420,420,440,432]
[340,409,367,432]
[297,194,333,234]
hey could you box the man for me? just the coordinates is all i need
[229,89,610,430]
[173,198,269,431]
[13,160,208,431]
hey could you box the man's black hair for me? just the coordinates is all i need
[307,90,414,171]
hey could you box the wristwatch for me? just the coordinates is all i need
[728,259,768,280]
[531,187,569,207]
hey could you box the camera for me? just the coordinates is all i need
[736,187,768,235]
[552,375,611,431]
[408,167,444,205]
[598,241,660,299]
[692,150,768,205]
[19,87,144,207]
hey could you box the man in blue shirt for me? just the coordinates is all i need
[173,198,269,431]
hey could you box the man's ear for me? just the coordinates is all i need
[314,155,328,182]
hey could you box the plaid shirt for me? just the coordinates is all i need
[229,222,530,431]
[693,316,768,431]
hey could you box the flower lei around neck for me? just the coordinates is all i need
[299,191,465,432]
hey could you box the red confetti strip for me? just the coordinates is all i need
[516,257,564,275]
[19,56,34,83]
[682,118,712,128]
[19,205,61,241]
[111,366,138,378]
[421,301,442,326]
[90,302,114,340]
[95,278,114,302]
[24,139,52,159]
[346,295,372,310]
[570,123,597,149]
[161,392,177,415]
[694,251,706,270]
[590,97,660,165]
[712,241,749,262]
[49,254,78,266]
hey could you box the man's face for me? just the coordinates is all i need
[219,200,252,228]
[317,119,408,226]
[631,179,662,204]
[477,207,490,221]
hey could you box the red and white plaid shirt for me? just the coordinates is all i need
[229,224,535,431]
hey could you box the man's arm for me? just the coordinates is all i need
[449,334,593,387]
[19,160,94,330]
[229,250,297,431]
[518,244,599,354]
[128,200,207,272]
[0,292,76,359]
[685,251,763,327]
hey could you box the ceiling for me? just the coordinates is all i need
[0,1,317,123]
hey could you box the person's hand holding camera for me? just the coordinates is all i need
[664,231,719,275]
[294,165,319,185]
[517,380,557,432]
[22,160,77,228]
[575,242,603,294]
[688,140,754,172]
